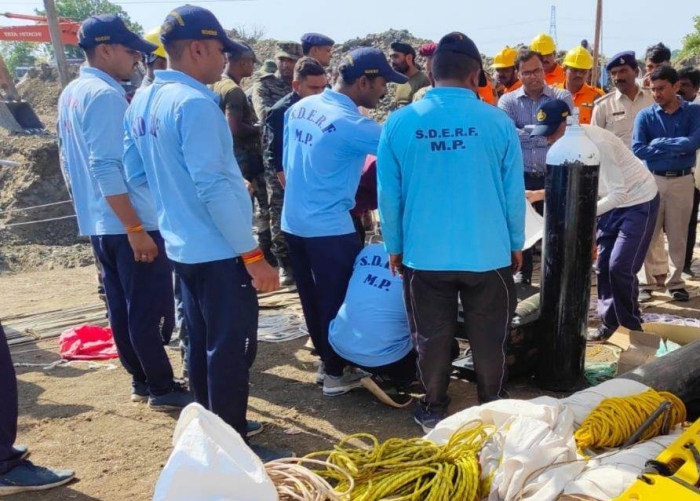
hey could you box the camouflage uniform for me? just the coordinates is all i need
[250,42,302,275]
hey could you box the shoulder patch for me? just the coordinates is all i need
[594,92,613,104]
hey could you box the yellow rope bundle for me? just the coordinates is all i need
[574,390,686,453]
[305,421,494,501]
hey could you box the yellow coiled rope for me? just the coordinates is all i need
[305,420,494,501]
[574,389,686,453]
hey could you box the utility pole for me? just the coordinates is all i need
[43,0,70,88]
[549,5,558,47]
[591,0,603,87]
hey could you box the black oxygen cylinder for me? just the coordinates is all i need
[536,121,600,391]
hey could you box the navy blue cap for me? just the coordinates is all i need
[228,40,257,61]
[606,51,638,72]
[530,99,571,137]
[301,32,335,47]
[160,5,246,53]
[435,32,487,87]
[339,47,408,84]
[78,15,157,53]
[390,41,416,58]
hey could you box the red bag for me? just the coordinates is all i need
[59,325,119,360]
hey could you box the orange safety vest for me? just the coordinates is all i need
[504,80,522,94]
[556,82,605,124]
[545,64,566,86]
[478,80,497,105]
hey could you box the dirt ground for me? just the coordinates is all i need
[1,264,700,500]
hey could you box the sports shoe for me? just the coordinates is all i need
[586,325,614,343]
[414,407,446,434]
[361,375,413,408]
[638,289,653,302]
[670,288,690,302]
[246,420,263,438]
[131,381,149,403]
[315,362,326,385]
[250,444,293,463]
[0,460,75,495]
[148,385,194,411]
[322,367,369,397]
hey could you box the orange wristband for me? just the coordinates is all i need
[243,254,264,265]
[241,248,264,264]
[126,224,144,234]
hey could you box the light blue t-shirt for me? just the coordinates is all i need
[328,244,413,368]
[123,70,257,264]
[281,89,382,237]
[378,87,526,272]
[57,67,157,236]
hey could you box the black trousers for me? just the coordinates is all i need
[0,322,19,474]
[685,187,700,270]
[355,350,417,388]
[408,266,516,413]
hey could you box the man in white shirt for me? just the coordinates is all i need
[529,99,660,342]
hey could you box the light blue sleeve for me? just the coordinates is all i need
[83,91,128,196]
[502,122,526,251]
[123,107,148,188]
[351,117,382,156]
[376,118,403,255]
[178,99,257,254]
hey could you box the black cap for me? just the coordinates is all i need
[435,32,487,86]
[160,5,247,54]
[78,14,157,53]
[530,99,571,137]
[390,41,416,58]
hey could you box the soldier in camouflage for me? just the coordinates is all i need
[251,42,302,285]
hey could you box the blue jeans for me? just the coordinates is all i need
[172,258,258,437]
[91,232,175,396]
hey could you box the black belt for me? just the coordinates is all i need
[525,171,546,178]
[652,169,693,178]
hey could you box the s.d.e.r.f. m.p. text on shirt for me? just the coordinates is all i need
[281,88,382,238]
[58,66,158,236]
[378,87,526,272]
[632,100,700,173]
[497,84,573,174]
[123,69,257,264]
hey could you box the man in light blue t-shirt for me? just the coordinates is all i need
[329,244,416,393]
[282,48,408,398]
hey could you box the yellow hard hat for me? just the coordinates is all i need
[493,46,517,69]
[144,27,166,60]
[530,33,556,56]
[563,46,593,70]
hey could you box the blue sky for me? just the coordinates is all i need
[1,0,696,59]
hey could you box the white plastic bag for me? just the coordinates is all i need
[153,403,277,501]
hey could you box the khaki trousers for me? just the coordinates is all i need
[642,174,695,290]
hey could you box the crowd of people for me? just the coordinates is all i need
[2,3,700,494]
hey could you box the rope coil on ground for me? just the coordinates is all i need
[265,457,354,501]
[574,389,686,453]
[304,421,494,501]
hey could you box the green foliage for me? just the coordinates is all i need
[0,42,36,76]
[681,15,700,57]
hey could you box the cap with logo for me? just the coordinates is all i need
[275,41,303,60]
[339,47,408,84]
[493,46,517,69]
[301,33,335,48]
[159,5,246,53]
[563,46,594,70]
[78,14,157,53]
[435,31,487,86]
[530,33,556,56]
[390,41,417,59]
[605,50,638,72]
[530,99,572,137]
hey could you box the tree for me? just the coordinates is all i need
[681,15,700,57]
[36,0,143,59]
[0,42,36,77]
